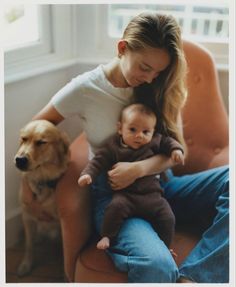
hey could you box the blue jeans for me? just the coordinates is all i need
[91,165,229,283]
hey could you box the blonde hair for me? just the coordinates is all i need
[122,12,187,150]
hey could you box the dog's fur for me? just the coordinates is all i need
[14,120,70,276]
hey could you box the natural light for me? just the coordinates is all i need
[108,2,229,43]
[2,4,39,51]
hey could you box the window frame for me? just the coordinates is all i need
[4,5,74,83]
[95,4,229,69]
[4,5,52,64]
[4,3,229,84]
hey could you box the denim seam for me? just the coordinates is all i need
[127,254,131,272]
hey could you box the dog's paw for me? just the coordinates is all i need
[17,260,33,277]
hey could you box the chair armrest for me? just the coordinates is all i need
[55,133,91,282]
[208,145,229,169]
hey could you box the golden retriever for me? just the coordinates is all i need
[14,120,70,276]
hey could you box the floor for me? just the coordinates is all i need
[5,226,200,283]
[6,238,65,283]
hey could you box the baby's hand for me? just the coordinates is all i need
[171,149,184,165]
[78,174,92,187]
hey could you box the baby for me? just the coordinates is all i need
[78,103,184,250]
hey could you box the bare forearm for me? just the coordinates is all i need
[32,102,64,125]
[138,113,184,178]
[136,154,175,178]
[108,154,175,190]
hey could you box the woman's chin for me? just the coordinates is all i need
[125,78,143,88]
[134,80,145,87]
[129,81,143,88]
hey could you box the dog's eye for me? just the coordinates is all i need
[35,140,47,146]
[21,137,27,142]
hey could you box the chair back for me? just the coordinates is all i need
[173,40,228,175]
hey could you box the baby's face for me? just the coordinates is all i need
[118,112,156,149]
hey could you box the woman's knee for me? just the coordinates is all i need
[108,218,179,282]
[119,218,178,282]
[128,246,178,282]
[145,250,178,282]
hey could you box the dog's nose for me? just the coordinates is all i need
[15,156,28,170]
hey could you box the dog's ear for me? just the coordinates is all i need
[60,131,70,153]
[55,131,70,165]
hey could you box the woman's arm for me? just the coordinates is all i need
[108,154,174,190]
[32,102,64,125]
[137,154,175,177]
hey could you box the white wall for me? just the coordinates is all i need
[5,63,229,247]
[5,62,93,247]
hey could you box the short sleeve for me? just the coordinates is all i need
[50,75,85,118]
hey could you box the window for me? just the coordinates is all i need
[108,3,229,41]
[4,5,73,83]
[97,2,229,68]
[4,3,229,83]
[3,5,51,66]
[3,4,40,50]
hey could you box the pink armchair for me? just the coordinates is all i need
[55,40,229,282]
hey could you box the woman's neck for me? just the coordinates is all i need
[103,58,129,88]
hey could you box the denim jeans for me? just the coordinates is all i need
[91,165,229,283]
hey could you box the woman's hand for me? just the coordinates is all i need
[108,154,174,190]
[108,162,142,190]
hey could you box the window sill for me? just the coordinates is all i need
[5,54,75,84]
[5,55,228,85]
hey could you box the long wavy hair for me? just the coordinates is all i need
[122,12,187,149]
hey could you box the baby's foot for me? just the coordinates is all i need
[177,276,195,283]
[169,248,178,259]
[97,237,110,250]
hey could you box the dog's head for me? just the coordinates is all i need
[14,120,70,172]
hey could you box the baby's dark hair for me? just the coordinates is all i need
[121,103,157,125]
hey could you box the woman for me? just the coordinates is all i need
[32,12,229,283]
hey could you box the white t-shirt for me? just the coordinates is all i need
[51,65,134,157]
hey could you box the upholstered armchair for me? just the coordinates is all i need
[55,40,229,282]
